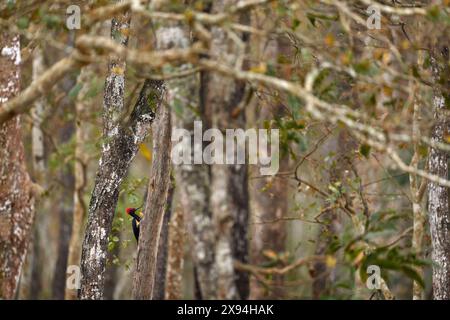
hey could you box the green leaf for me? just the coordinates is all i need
[68,83,82,100]
[359,144,371,158]
[17,17,29,29]
[7,0,15,10]
[292,18,301,30]
[108,241,116,251]
[354,60,371,75]
[43,14,62,28]
[426,6,440,22]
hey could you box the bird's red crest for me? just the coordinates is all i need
[126,207,135,215]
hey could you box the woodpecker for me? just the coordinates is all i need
[126,207,143,242]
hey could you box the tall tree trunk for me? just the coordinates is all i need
[79,8,167,297]
[18,47,46,299]
[250,158,288,299]
[229,161,250,299]
[428,46,450,300]
[52,67,76,300]
[132,91,172,300]
[79,75,165,298]
[52,204,73,299]
[31,48,46,178]
[410,100,426,300]
[204,0,250,300]
[155,18,218,299]
[65,68,90,300]
[0,32,35,299]
[249,34,290,300]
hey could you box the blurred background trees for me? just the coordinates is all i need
[0,0,449,300]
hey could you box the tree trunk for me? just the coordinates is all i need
[204,0,250,300]
[165,208,185,300]
[250,158,288,299]
[410,96,426,300]
[52,68,76,300]
[132,91,172,300]
[65,68,90,300]
[0,32,35,299]
[229,163,250,299]
[153,176,175,300]
[249,34,291,299]
[155,19,218,299]
[31,47,46,178]
[52,205,73,299]
[18,46,46,299]
[79,8,167,297]
[29,228,42,299]
[79,75,165,299]
[428,47,450,300]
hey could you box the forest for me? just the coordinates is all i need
[0,0,449,301]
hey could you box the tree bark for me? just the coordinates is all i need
[18,46,46,299]
[229,162,250,299]
[428,47,450,300]
[153,176,175,300]
[79,74,165,299]
[78,8,169,298]
[203,0,250,300]
[132,90,172,300]
[250,160,288,299]
[29,227,42,299]
[65,68,90,300]
[410,103,426,300]
[52,205,73,299]
[29,49,46,299]
[155,19,218,299]
[31,47,46,178]
[249,34,290,300]
[165,208,185,300]
[0,32,35,299]
[52,63,76,300]
[79,11,132,299]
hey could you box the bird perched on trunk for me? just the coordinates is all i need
[126,207,143,242]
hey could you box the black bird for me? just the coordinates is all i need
[126,207,142,242]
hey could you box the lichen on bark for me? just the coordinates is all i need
[0,33,35,299]
[428,52,450,300]
[79,8,166,299]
